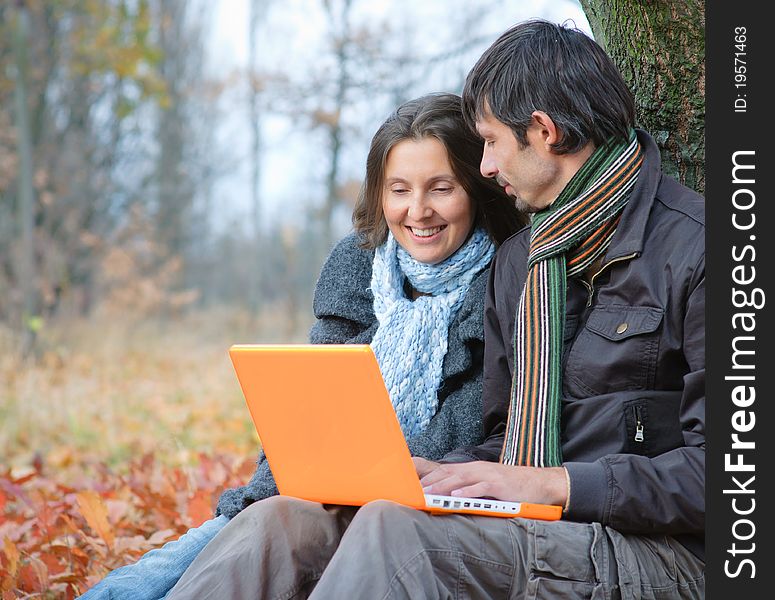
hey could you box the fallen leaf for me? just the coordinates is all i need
[75,491,114,549]
[18,556,49,593]
[105,499,130,525]
[50,570,83,584]
[146,528,176,546]
[186,491,212,528]
[2,537,19,577]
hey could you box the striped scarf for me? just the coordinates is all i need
[501,130,643,467]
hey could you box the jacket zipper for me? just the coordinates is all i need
[580,252,639,307]
[634,406,645,443]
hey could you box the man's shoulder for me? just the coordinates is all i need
[489,225,531,289]
[496,224,531,259]
[653,175,705,229]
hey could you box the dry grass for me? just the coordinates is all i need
[1,305,316,597]
[0,306,312,479]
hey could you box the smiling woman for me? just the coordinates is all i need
[382,137,475,265]
[353,93,525,253]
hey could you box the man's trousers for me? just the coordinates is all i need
[166,496,704,599]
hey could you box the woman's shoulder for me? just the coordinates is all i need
[325,231,374,270]
[464,266,489,307]
[313,231,375,322]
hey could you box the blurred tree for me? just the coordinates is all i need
[246,0,273,319]
[580,0,705,193]
[0,0,169,347]
[153,1,213,274]
[153,1,225,304]
[10,1,38,356]
[155,0,192,259]
[0,0,224,347]
[318,0,354,254]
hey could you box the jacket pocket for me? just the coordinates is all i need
[623,397,685,457]
[564,305,664,398]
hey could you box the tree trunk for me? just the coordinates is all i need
[580,0,705,194]
[156,0,193,260]
[320,0,353,253]
[248,0,266,318]
[11,2,38,356]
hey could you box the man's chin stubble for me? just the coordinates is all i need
[512,196,538,214]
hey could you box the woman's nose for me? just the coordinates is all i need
[407,195,433,220]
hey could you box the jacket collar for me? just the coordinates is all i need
[601,129,662,264]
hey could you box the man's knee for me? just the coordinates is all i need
[356,499,423,526]
[231,495,319,532]
[345,500,433,549]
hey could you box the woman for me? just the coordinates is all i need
[79,92,525,599]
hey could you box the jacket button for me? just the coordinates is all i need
[616,322,628,334]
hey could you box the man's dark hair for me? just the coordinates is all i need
[462,19,635,154]
[353,92,526,249]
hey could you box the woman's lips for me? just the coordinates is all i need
[406,224,447,241]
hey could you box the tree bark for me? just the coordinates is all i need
[157,1,186,256]
[580,0,705,194]
[320,0,353,253]
[11,1,38,355]
[248,0,267,318]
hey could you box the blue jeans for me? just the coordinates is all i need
[78,515,229,599]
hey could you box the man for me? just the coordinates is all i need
[168,20,705,599]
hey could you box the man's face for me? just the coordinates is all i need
[475,107,560,213]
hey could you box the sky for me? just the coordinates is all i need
[203,0,592,236]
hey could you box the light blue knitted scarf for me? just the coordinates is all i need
[370,228,495,437]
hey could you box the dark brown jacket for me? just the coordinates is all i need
[445,130,705,560]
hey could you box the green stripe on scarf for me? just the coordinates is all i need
[501,130,643,467]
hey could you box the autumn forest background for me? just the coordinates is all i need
[1,0,704,597]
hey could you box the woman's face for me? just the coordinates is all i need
[382,137,475,265]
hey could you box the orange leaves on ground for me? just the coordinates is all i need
[76,491,115,549]
[1,537,21,593]
[1,451,255,597]
[186,490,214,529]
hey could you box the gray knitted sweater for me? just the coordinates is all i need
[216,232,488,519]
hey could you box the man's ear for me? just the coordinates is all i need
[530,111,560,149]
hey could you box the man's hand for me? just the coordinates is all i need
[412,457,441,479]
[418,461,568,507]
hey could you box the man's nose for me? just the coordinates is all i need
[480,144,498,179]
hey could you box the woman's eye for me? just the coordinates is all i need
[390,188,409,194]
[433,187,453,193]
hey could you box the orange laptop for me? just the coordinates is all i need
[229,344,562,521]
